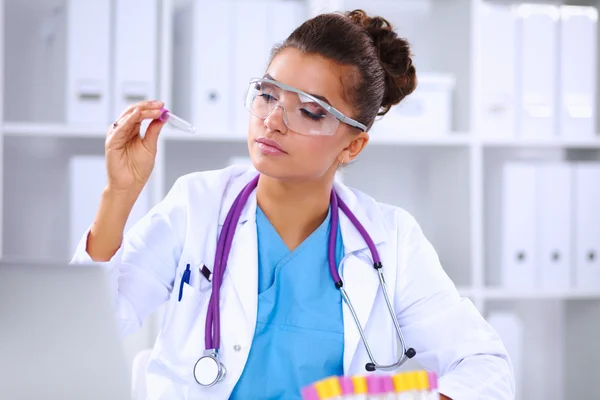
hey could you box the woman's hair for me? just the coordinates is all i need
[271,9,417,131]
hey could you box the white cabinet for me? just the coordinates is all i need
[2,0,600,398]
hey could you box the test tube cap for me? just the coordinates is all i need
[314,377,342,399]
[338,376,355,395]
[427,371,439,390]
[414,371,429,390]
[366,374,385,395]
[159,107,170,122]
[351,375,368,394]
[301,385,320,400]
[392,372,410,393]
[381,375,395,393]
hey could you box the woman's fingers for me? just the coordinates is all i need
[114,100,165,122]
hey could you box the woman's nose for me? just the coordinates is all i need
[264,104,289,134]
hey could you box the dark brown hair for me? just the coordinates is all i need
[271,9,417,131]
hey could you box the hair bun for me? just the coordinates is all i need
[346,10,417,115]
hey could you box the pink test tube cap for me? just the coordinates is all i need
[366,374,384,395]
[427,371,439,390]
[301,385,320,400]
[159,107,169,122]
[338,376,354,395]
[381,375,394,393]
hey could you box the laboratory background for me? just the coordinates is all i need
[0,0,599,398]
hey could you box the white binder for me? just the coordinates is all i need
[69,156,150,257]
[501,163,537,289]
[66,0,112,125]
[113,0,158,117]
[558,6,598,138]
[474,2,517,137]
[536,163,572,290]
[572,163,600,289]
[173,0,234,135]
[516,4,559,138]
[233,1,271,136]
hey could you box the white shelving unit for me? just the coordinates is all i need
[2,0,600,398]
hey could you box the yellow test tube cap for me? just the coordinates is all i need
[414,371,429,390]
[392,372,410,393]
[314,376,342,399]
[351,375,368,394]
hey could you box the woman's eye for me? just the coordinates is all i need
[259,93,277,102]
[301,108,326,121]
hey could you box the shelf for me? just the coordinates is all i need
[478,135,600,149]
[2,122,107,138]
[482,288,600,300]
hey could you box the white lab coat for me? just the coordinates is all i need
[71,165,514,400]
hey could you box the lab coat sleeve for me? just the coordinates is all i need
[394,213,515,400]
[70,177,188,338]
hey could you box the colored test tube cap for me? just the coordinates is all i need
[338,376,355,395]
[301,385,320,400]
[352,375,368,394]
[381,375,395,393]
[366,374,385,395]
[428,371,439,390]
[314,377,342,399]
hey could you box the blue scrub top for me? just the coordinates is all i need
[229,206,345,399]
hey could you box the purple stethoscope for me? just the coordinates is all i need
[193,175,416,387]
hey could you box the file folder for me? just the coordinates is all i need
[501,163,537,289]
[537,163,572,290]
[474,2,517,136]
[558,6,598,138]
[572,163,600,289]
[516,4,559,137]
[66,0,112,125]
[113,0,158,117]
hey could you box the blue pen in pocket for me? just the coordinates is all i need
[178,263,191,302]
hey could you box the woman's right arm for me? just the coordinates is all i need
[71,100,186,337]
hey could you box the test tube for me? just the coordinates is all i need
[380,376,396,400]
[365,375,385,400]
[427,372,439,400]
[159,107,196,134]
[351,376,368,400]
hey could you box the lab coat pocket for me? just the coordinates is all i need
[156,264,211,377]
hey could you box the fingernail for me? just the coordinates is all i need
[153,100,163,105]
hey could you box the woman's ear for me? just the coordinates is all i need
[345,131,369,163]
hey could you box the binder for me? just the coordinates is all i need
[516,4,559,137]
[69,156,150,257]
[232,1,271,135]
[474,2,517,136]
[536,163,572,290]
[572,163,600,289]
[558,6,598,138]
[66,0,112,125]
[174,0,234,135]
[113,0,158,117]
[501,163,537,289]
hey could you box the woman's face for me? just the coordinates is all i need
[247,47,368,183]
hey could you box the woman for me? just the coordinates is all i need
[72,9,514,400]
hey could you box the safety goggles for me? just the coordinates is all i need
[244,78,367,136]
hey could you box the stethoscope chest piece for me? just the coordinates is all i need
[194,351,226,387]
